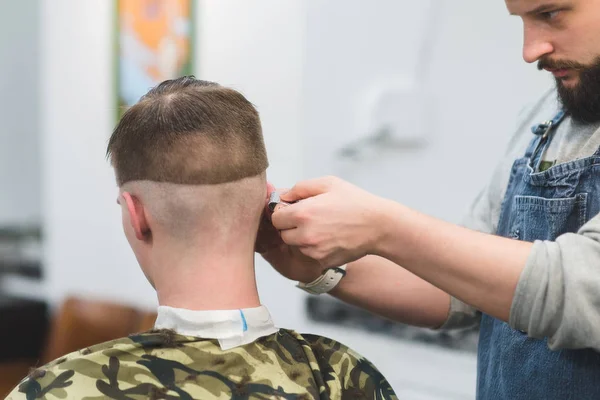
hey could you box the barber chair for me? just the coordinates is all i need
[0,296,156,397]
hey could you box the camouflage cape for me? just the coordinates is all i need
[6,329,398,399]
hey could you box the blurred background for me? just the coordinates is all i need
[0,0,551,398]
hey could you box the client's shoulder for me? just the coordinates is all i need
[284,329,399,400]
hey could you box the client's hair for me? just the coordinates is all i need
[107,76,268,186]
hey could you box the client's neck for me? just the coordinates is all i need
[151,241,261,311]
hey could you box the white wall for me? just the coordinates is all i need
[0,0,41,226]
[40,0,156,308]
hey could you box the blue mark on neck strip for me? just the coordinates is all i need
[239,310,248,332]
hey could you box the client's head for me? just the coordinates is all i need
[107,77,268,293]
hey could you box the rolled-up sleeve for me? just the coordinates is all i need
[510,214,600,350]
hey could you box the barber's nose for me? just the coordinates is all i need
[522,27,554,64]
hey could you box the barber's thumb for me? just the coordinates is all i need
[273,203,288,212]
[280,178,330,202]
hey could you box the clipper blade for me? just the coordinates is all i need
[268,191,281,212]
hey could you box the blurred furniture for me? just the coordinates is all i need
[0,295,48,397]
[42,296,156,361]
[0,295,156,397]
[306,296,479,353]
[0,225,42,279]
[0,296,48,361]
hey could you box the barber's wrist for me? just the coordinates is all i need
[372,199,411,259]
[297,265,347,295]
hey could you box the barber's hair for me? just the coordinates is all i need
[107,76,269,186]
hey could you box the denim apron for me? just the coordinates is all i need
[477,111,600,399]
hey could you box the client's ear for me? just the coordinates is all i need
[121,192,150,241]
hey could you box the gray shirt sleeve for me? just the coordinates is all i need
[510,215,600,351]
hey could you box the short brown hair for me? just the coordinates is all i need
[107,77,269,186]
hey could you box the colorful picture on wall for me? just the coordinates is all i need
[116,0,194,116]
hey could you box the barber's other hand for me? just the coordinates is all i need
[273,176,386,268]
[255,183,325,283]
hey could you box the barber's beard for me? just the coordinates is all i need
[538,56,600,123]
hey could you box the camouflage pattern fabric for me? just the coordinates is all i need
[5,329,398,399]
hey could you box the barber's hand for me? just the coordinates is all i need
[255,183,325,283]
[273,176,387,268]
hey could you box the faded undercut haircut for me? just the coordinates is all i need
[106,76,269,186]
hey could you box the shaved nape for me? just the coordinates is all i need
[121,174,267,242]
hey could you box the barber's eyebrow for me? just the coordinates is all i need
[522,3,562,16]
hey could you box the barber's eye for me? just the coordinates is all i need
[541,10,561,20]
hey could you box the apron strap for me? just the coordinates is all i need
[525,110,567,158]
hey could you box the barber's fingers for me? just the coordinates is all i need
[279,230,332,265]
[280,176,338,203]
[271,204,299,230]
[279,228,303,247]
[272,202,288,212]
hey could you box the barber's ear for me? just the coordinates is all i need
[121,192,150,241]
